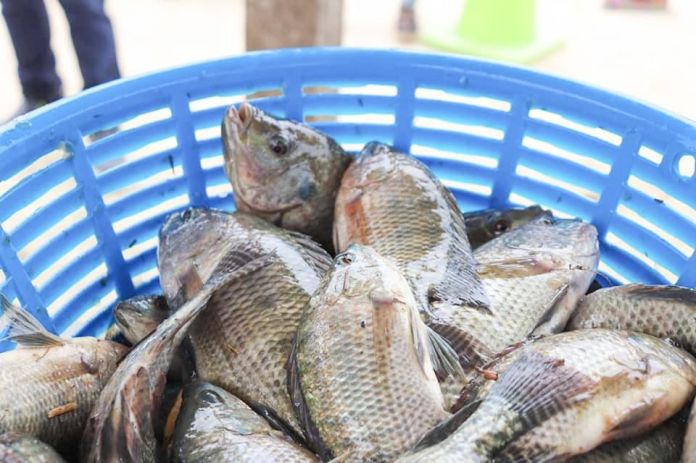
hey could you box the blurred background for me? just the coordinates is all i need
[1,0,695,122]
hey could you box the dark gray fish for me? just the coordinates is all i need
[222,102,351,250]
[462,205,551,249]
[158,208,332,440]
[171,382,317,462]
[81,209,277,462]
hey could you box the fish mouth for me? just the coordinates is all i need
[225,102,254,137]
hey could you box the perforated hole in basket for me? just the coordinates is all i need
[627,174,696,224]
[604,231,678,284]
[615,204,694,257]
[515,164,600,203]
[189,88,284,113]
[82,107,172,148]
[415,87,511,112]
[31,236,98,290]
[60,289,117,338]
[676,153,695,179]
[0,146,68,199]
[522,136,611,175]
[637,145,664,165]
[414,116,504,141]
[131,266,159,290]
[411,144,498,169]
[303,84,398,97]
[92,135,178,177]
[102,163,184,207]
[528,108,623,146]
[302,83,397,123]
[112,193,189,235]
[2,177,77,235]
[122,235,159,262]
[17,207,88,264]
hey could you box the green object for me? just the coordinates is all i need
[422,0,563,64]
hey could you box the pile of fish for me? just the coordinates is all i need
[1,102,696,463]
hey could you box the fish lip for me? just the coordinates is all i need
[226,103,253,136]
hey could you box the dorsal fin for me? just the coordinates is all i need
[0,295,64,348]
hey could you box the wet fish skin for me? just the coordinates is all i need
[0,298,127,455]
[222,102,351,250]
[568,284,696,355]
[400,329,696,462]
[333,141,488,318]
[158,208,332,440]
[436,216,598,411]
[292,244,458,462]
[0,433,66,463]
[171,382,317,462]
[82,209,277,463]
[113,295,169,345]
[462,206,551,250]
[569,412,685,463]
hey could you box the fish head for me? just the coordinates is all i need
[340,141,401,190]
[113,296,169,345]
[485,206,552,237]
[158,208,242,304]
[498,216,599,271]
[222,102,350,245]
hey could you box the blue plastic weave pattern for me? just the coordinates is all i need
[1,48,695,340]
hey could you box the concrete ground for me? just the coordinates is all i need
[0,0,695,122]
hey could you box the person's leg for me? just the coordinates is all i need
[1,0,62,102]
[398,0,416,34]
[58,0,120,89]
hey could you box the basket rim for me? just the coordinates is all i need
[1,47,695,149]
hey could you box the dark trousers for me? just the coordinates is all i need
[1,0,120,101]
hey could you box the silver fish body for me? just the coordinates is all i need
[171,382,317,462]
[158,208,332,439]
[400,329,696,462]
[291,244,459,462]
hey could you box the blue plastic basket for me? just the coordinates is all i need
[1,47,696,341]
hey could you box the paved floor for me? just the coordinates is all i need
[1,0,695,122]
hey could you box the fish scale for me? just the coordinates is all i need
[399,330,696,462]
[189,259,312,434]
[334,142,488,317]
[293,245,451,462]
[0,338,125,453]
[158,209,332,440]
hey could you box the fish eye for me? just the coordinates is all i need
[494,220,509,234]
[268,134,292,156]
[335,252,355,266]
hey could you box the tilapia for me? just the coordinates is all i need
[568,284,696,354]
[290,244,461,462]
[333,141,489,318]
[222,102,352,250]
[0,297,126,455]
[81,211,278,462]
[400,329,696,462]
[435,216,598,360]
[436,216,598,410]
[113,295,169,345]
[158,208,332,440]
[462,205,551,249]
[569,413,686,462]
[171,382,317,462]
[0,433,66,463]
